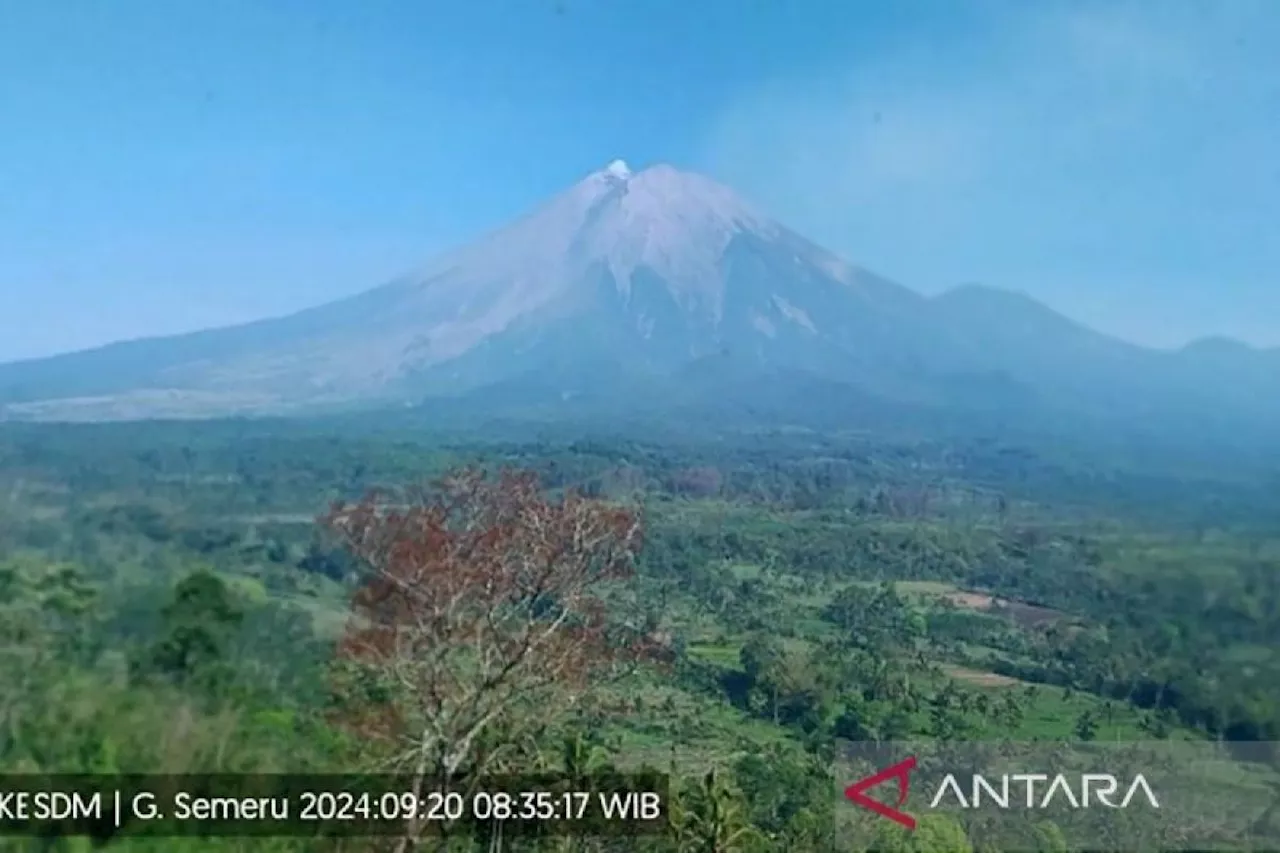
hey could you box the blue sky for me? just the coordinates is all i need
[1,0,1277,362]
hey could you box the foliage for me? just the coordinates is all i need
[1,419,1278,851]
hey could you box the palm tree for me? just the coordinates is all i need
[673,769,764,852]
[532,734,617,853]
[562,731,612,781]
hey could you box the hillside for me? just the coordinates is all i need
[3,420,1278,850]
[1,162,1276,434]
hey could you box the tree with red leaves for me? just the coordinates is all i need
[321,468,654,838]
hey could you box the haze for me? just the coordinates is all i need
[3,4,1280,844]
[1,0,1278,363]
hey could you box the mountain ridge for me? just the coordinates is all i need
[1,161,1276,432]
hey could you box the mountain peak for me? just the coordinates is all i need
[617,163,771,233]
[13,158,1275,429]
[602,159,632,180]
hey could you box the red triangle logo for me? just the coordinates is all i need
[844,755,917,829]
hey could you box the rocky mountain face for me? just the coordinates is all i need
[1,161,1276,432]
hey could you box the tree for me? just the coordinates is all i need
[873,814,972,853]
[135,570,244,689]
[559,731,612,780]
[733,744,834,843]
[1033,820,1069,852]
[672,769,763,852]
[1138,710,1171,739]
[1074,709,1099,741]
[995,692,1025,730]
[322,468,655,848]
[739,634,786,723]
[0,559,97,760]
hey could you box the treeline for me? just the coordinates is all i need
[12,420,1277,523]
[2,421,1277,850]
[14,425,1277,750]
[639,510,1280,745]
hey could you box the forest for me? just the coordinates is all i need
[0,417,1277,852]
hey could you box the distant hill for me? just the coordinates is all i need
[1,160,1276,439]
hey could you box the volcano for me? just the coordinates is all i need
[1,161,1277,430]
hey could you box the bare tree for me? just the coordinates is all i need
[322,468,656,848]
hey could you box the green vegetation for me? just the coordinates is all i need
[0,419,1277,851]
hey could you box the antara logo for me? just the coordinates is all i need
[844,757,919,829]
[845,757,1161,829]
[930,773,1160,810]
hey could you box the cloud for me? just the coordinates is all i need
[696,0,1280,345]
[706,0,1273,203]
